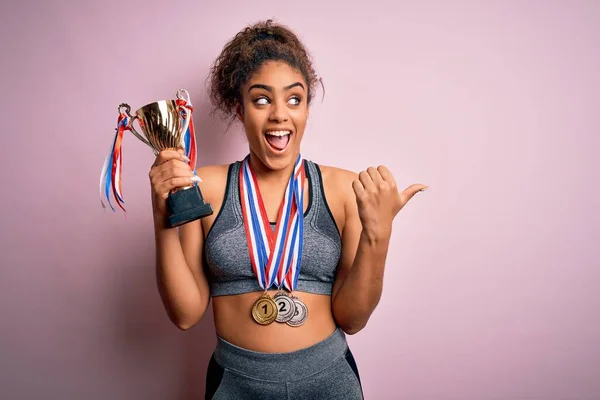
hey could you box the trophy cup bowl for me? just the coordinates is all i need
[119,91,213,227]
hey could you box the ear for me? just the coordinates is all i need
[234,99,244,122]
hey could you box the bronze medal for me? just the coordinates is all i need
[286,296,308,327]
[274,292,296,323]
[251,293,278,325]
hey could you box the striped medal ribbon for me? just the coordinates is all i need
[239,154,306,325]
[273,160,309,327]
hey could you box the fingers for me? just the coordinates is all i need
[150,149,193,180]
[152,159,193,178]
[352,178,365,199]
[150,149,200,200]
[365,166,382,184]
[359,165,395,192]
[152,149,189,167]
[358,170,375,192]
[376,165,397,188]
[354,166,389,202]
[154,163,197,181]
[353,164,428,211]
[400,183,429,205]
[156,176,201,199]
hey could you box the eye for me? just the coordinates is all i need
[254,97,270,105]
[288,96,301,106]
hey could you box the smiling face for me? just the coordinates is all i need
[236,61,309,172]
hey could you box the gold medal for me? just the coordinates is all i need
[251,292,278,325]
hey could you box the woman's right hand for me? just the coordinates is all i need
[149,149,201,219]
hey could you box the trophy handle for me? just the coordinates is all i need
[176,90,192,149]
[179,107,191,149]
[118,103,156,152]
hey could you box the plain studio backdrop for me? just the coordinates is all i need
[0,1,598,399]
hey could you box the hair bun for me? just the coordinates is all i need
[254,26,279,42]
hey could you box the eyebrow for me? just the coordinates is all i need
[248,82,305,93]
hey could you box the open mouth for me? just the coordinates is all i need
[264,130,292,152]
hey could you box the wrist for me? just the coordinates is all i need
[360,227,391,247]
[153,212,172,231]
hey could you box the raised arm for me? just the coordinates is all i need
[150,150,211,330]
[331,166,428,334]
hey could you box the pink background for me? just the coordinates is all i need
[1,1,599,399]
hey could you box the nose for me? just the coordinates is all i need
[269,101,289,123]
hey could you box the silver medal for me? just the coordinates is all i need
[286,296,308,327]
[274,292,296,323]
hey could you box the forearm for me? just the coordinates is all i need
[154,218,204,329]
[333,230,390,334]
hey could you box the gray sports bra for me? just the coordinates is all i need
[204,160,342,296]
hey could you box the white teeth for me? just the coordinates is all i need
[265,130,291,137]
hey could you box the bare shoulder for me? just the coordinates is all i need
[313,164,359,233]
[194,163,233,235]
[196,164,230,196]
[317,164,358,196]
[196,163,231,178]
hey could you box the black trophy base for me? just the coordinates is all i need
[167,185,213,228]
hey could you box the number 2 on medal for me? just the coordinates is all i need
[278,301,287,313]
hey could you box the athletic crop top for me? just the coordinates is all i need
[204,160,342,296]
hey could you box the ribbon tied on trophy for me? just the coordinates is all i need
[99,89,213,227]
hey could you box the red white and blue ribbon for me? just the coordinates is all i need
[176,92,197,177]
[99,112,129,212]
[239,154,305,291]
[278,159,305,292]
[100,90,198,212]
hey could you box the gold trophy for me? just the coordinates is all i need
[100,89,212,227]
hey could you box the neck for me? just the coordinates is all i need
[248,151,299,185]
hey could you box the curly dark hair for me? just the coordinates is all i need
[207,19,322,123]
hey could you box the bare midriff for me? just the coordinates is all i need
[212,291,337,353]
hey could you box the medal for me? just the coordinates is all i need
[239,154,306,325]
[251,292,278,325]
[274,291,296,323]
[286,296,308,327]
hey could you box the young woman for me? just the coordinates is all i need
[149,19,427,399]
